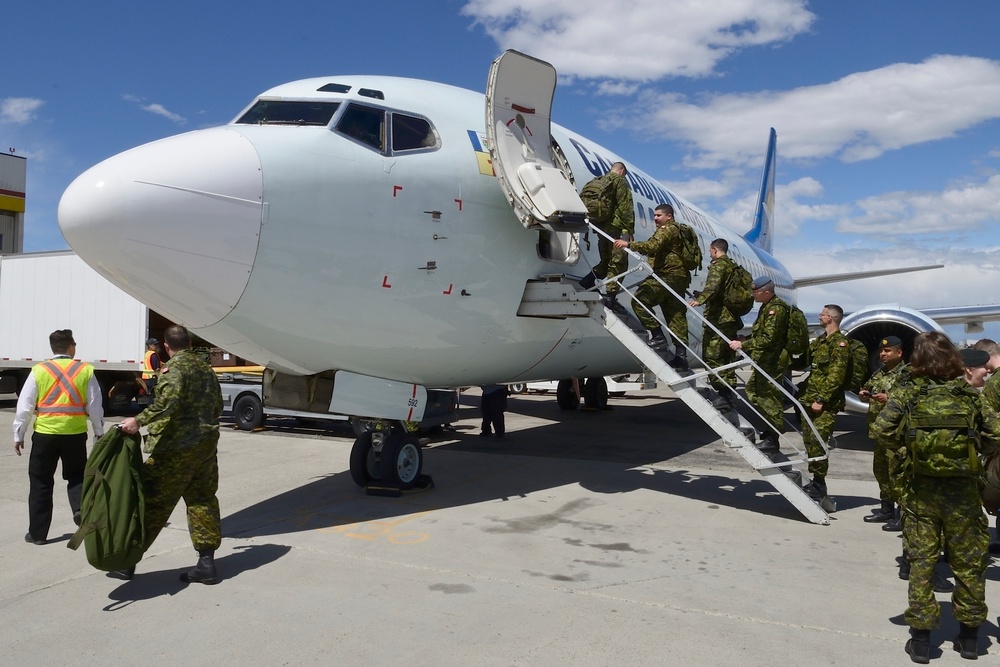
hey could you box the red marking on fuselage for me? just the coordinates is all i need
[393,185,403,197]
[454,199,462,211]
[443,284,453,295]
[382,276,392,288]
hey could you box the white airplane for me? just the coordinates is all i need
[58,51,1000,489]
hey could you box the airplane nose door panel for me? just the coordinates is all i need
[58,128,263,328]
[486,50,589,233]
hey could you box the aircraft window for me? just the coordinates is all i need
[359,88,385,100]
[318,83,351,93]
[337,104,386,152]
[391,114,437,151]
[235,100,340,126]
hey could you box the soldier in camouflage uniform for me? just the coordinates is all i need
[120,325,224,584]
[859,336,909,523]
[873,332,1000,663]
[729,276,790,450]
[615,203,691,368]
[688,238,742,407]
[971,339,1000,554]
[581,162,634,311]
[797,305,850,499]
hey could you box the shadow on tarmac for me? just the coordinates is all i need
[220,389,877,538]
[103,543,291,610]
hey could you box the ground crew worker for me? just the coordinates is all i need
[873,333,1000,663]
[687,238,742,406]
[615,203,691,369]
[143,338,161,379]
[729,276,790,451]
[119,325,224,584]
[796,304,849,500]
[580,162,634,314]
[859,335,909,525]
[13,329,104,544]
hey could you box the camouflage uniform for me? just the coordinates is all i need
[586,171,634,296]
[739,296,791,433]
[863,362,911,505]
[873,378,1000,631]
[692,254,741,390]
[797,330,849,480]
[135,348,224,552]
[629,221,690,346]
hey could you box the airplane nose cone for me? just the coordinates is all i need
[58,128,263,328]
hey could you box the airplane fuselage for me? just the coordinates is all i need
[59,76,795,388]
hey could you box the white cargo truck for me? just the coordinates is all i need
[0,251,169,412]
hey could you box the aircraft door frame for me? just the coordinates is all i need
[486,50,588,236]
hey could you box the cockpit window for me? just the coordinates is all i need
[336,104,386,152]
[392,114,438,151]
[236,100,340,126]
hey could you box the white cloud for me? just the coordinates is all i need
[122,94,186,124]
[0,98,45,124]
[627,55,1000,169]
[462,0,814,81]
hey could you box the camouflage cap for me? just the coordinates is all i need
[879,335,902,349]
[960,348,990,368]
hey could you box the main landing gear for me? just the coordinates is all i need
[349,424,432,495]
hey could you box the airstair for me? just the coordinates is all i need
[518,227,834,525]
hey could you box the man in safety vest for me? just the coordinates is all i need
[143,337,162,380]
[141,337,162,396]
[13,329,105,545]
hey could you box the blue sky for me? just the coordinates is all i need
[4,0,1000,341]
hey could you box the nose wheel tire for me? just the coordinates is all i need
[349,431,382,487]
[379,433,423,489]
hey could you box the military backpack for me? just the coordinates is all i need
[67,427,146,571]
[675,222,703,272]
[723,262,754,317]
[580,173,616,225]
[841,338,871,394]
[786,305,811,371]
[901,379,982,478]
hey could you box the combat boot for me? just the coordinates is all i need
[180,549,218,585]
[758,432,780,454]
[883,507,903,532]
[954,623,979,660]
[864,501,894,523]
[710,386,735,411]
[906,628,931,664]
[647,327,669,350]
[804,477,827,500]
[602,293,630,317]
[579,271,597,290]
[669,347,690,371]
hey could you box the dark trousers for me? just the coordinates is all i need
[481,390,507,436]
[27,431,87,540]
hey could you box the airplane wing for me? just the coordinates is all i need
[792,264,943,289]
[918,304,1000,329]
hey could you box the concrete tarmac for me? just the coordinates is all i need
[1,387,996,665]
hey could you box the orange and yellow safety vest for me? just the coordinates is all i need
[32,358,94,435]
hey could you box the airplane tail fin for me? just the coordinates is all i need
[743,128,776,255]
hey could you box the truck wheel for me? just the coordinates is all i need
[234,393,264,431]
[508,383,526,394]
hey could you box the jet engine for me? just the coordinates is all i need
[839,303,944,414]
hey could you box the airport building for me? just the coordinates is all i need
[0,152,26,254]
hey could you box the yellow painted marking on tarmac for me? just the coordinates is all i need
[319,511,431,545]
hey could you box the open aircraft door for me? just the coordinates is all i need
[486,50,589,234]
